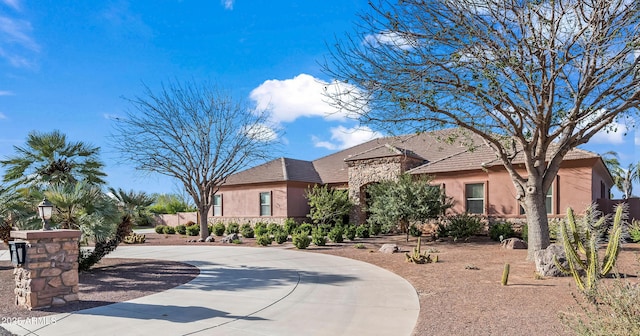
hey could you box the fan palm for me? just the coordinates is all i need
[1,130,106,188]
[601,151,639,199]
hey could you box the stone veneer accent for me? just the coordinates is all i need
[9,229,81,310]
[347,156,424,224]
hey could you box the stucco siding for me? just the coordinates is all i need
[214,182,288,218]
[286,182,315,218]
[428,159,599,219]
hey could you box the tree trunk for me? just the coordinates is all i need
[523,191,551,260]
[199,207,209,241]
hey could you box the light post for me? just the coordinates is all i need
[37,198,54,230]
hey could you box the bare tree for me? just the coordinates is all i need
[112,80,279,240]
[324,0,639,259]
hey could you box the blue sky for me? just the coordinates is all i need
[0,0,638,197]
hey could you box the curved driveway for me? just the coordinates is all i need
[3,246,419,336]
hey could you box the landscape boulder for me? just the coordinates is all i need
[222,233,239,243]
[501,238,527,249]
[534,244,569,277]
[205,236,214,243]
[379,244,399,254]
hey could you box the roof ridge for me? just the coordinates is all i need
[281,157,288,181]
[407,146,477,174]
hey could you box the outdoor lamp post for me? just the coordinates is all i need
[38,198,54,230]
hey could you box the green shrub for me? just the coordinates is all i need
[356,225,370,238]
[298,223,313,236]
[255,234,273,246]
[354,243,366,249]
[521,224,528,242]
[548,218,562,241]
[489,221,515,241]
[312,229,327,246]
[409,224,423,237]
[560,280,640,336]
[175,224,187,235]
[186,224,199,236]
[283,218,299,235]
[226,222,240,234]
[155,225,166,234]
[629,220,640,243]
[438,213,483,241]
[345,225,357,241]
[273,229,288,244]
[240,223,255,238]
[328,226,344,243]
[212,223,225,236]
[163,226,176,234]
[369,223,381,236]
[267,223,281,235]
[254,222,268,236]
[292,233,311,249]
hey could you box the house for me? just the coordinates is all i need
[212,129,614,225]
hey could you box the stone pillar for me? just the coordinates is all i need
[9,230,81,310]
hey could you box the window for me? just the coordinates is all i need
[213,194,222,216]
[260,192,271,216]
[545,186,553,214]
[465,183,484,214]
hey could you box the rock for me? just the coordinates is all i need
[501,238,528,249]
[535,244,569,277]
[379,244,399,254]
[52,297,66,306]
[205,236,214,243]
[197,238,204,242]
[222,233,239,243]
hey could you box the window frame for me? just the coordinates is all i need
[213,194,222,217]
[465,183,485,214]
[259,191,272,217]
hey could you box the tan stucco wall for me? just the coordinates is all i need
[213,181,315,223]
[429,159,606,219]
[215,182,287,218]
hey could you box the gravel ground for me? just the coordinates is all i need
[2,233,639,336]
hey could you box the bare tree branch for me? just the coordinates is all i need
[111,80,281,239]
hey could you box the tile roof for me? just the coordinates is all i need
[222,157,322,185]
[223,128,602,185]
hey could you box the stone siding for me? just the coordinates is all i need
[347,156,423,224]
[10,230,81,310]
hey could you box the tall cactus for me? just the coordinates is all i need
[554,204,625,292]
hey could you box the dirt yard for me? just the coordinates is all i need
[1,232,639,335]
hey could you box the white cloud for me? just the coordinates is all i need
[250,74,363,124]
[591,122,628,145]
[242,123,279,142]
[364,31,415,50]
[1,0,21,11]
[221,0,234,10]
[0,112,6,120]
[0,10,39,68]
[312,126,381,150]
[0,90,14,96]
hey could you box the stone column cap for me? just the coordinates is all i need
[10,229,82,240]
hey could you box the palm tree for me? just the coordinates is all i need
[601,151,640,199]
[108,188,155,226]
[0,185,40,243]
[1,130,106,188]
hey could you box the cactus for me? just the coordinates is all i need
[554,204,625,292]
[405,237,437,264]
[123,232,146,244]
[501,263,510,286]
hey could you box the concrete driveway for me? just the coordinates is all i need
[2,245,419,336]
